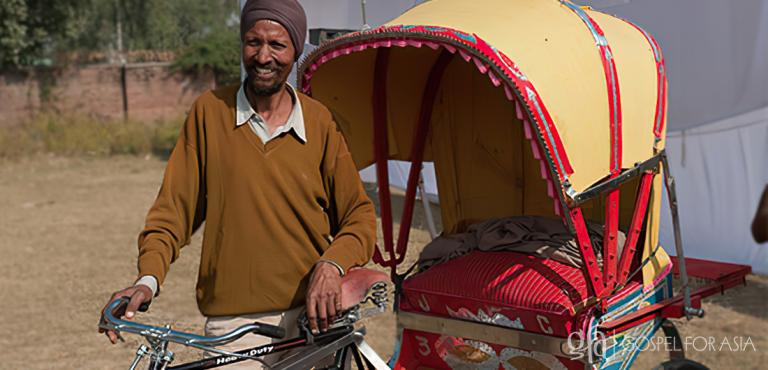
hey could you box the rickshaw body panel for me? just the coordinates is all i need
[594,273,673,370]
[394,330,585,370]
[393,264,674,369]
[399,252,593,338]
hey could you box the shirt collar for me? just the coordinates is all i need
[236,82,306,143]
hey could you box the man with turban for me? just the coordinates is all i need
[100,0,376,367]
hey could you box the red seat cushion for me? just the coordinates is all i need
[400,251,593,337]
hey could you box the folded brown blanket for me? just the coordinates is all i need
[418,216,625,270]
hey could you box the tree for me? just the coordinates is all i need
[173,24,241,86]
[115,0,237,52]
[0,0,90,68]
[0,0,28,67]
[0,0,239,69]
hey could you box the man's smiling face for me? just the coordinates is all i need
[242,20,296,96]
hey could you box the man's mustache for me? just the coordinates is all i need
[248,62,285,73]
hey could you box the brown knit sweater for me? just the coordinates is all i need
[136,84,376,316]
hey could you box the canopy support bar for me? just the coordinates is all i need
[371,49,394,268]
[370,49,454,276]
[616,172,654,287]
[603,190,620,291]
[568,152,663,206]
[569,208,606,298]
[418,169,438,239]
[394,50,454,267]
[662,152,702,319]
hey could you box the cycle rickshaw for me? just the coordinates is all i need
[101,1,751,369]
[298,0,752,368]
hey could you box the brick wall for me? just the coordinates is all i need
[0,63,216,127]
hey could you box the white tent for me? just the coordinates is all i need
[298,0,423,30]
[600,0,768,274]
[660,107,768,273]
[243,0,768,273]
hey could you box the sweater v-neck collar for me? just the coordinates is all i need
[239,123,293,155]
[231,83,306,155]
[235,82,307,144]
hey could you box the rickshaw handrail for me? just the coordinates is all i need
[598,256,751,335]
[567,150,664,207]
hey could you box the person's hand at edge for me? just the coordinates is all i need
[752,185,768,244]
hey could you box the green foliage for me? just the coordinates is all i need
[0,114,182,159]
[0,0,91,67]
[173,25,241,86]
[1,0,239,68]
[0,0,29,67]
[114,0,232,51]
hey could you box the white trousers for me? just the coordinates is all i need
[204,307,303,369]
[203,307,348,369]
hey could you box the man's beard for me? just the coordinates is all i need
[247,63,288,96]
[250,80,283,96]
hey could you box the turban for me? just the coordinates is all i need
[240,0,307,60]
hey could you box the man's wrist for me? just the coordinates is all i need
[134,275,159,297]
[316,260,344,276]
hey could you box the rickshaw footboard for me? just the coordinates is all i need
[598,256,751,335]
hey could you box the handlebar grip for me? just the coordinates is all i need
[138,301,151,312]
[113,297,151,314]
[253,322,285,339]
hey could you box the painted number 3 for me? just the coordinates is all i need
[415,336,431,356]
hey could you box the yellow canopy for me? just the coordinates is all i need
[299,0,670,289]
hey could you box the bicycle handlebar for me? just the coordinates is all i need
[100,298,286,347]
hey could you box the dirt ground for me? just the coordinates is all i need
[0,156,765,369]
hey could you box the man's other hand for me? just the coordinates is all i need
[752,185,768,244]
[99,285,153,344]
[306,262,343,334]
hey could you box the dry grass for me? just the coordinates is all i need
[0,114,181,159]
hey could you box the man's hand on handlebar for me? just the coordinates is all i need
[99,285,153,344]
[306,261,343,334]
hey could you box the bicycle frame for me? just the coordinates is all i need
[167,325,366,370]
[100,282,391,370]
